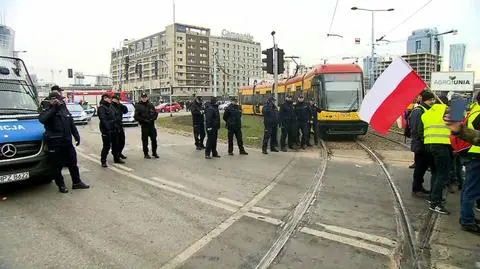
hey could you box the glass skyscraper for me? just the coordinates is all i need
[406,28,444,56]
[0,25,14,57]
[449,43,466,71]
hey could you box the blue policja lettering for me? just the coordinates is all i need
[0,125,26,131]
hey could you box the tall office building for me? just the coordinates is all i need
[362,56,380,89]
[407,28,444,56]
[449,43,466,71]
[0,25,14,57]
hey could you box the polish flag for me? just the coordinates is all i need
[359,57,427,135]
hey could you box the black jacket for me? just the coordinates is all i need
[310,103,321,122]
[262,102,278,127]
[295,101,310,123]
[112,102,128,129]
[205,101,220,130]
[97,100,117,134]
[279,101,295,126]
[190,100,204,125]
[134,101,158,126]
[39,101,80,146]
[409,103,430,152]
[223,103,242,129]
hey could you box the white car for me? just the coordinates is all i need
[219,101,231,111]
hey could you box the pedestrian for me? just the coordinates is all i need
[111,93,129,159]
[134,93,159,159]
[422,92,451,214]
[223,96,248,155]
[409,91,433,196]
[190,96,206,150]
[39,92,89,193]
[98,93,123,167]
[309,99,321,145]
[294,95,311,149]
[262,96,279,154]
[205,97,221,159]
[279,95,296,152]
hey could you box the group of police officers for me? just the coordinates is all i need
[409,90,480,235]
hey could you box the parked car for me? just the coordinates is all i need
[156,102,181,113]
[81,103,95,121]
[121,102,138,127]
[219,101,231,111]
[66,103,88,125]
[155,103,168,113]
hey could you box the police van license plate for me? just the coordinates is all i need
[0,172,30,183]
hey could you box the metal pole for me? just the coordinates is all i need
[169,83,173,117]
[273,43,278,107]
[213,48,217,97]
[370,11,375,88]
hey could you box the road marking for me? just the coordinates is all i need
[301,227,391,256]
[151,177,186,189]
[76,146,85,152]
[316,223,397,247]
[159,158,296,269]
[61,167,89,176]
[111,163,134,172]
[435,263,466,269]
[218,197,271,215]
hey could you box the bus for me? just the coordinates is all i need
[239,63,368,136]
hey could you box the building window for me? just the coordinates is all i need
[177,51,183,54]
[177,58,183,62]
[177,36,183,41]
[415,40,421,51]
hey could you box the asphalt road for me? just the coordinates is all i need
[0,117,421,269]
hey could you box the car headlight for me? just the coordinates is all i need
[81,111,87,118]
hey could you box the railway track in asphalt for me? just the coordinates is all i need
[367,130,410,150]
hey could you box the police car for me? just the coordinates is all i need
[66,103,89,124]
[121,101,138,127]
[0,56,51,184]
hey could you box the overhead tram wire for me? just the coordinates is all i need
[327,0,340,34]
[377,0,434,41]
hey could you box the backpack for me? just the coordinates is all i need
[450,111,479,155]
[404,106,425,138]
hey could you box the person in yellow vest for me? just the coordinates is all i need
[421,93,451,214]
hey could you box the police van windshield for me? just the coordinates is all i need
[0,80,38,113]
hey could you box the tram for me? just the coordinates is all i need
[238,64,368,136]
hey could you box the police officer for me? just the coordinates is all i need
[309,99,321,146]
[190,96,206,150]
[205,97,221,159]
[134,93,159,159]
[223,97,248,155]
[295,95,311,149]
[39,92,89,193]
[111,93,128,159]
[279,95,296,152]
[262,96,279,154]
[98,93,123,167]
[422,92,451,214]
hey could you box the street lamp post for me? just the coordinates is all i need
[427,29,458,71]
[351,6,394,88]
[271,31,278,106]
[12,50,27,58]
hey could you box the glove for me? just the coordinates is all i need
[207,128,213,132]
[75,139,80,146]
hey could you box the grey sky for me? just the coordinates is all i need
[2,0,479,85]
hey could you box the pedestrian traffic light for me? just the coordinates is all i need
[154,60,159,77]
[67,68,73,78]
[262,48,273,74]
[277,48,285,74]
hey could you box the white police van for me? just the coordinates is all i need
[0,56,51,184]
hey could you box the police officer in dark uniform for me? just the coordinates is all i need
[295,95,311,149]
[205,97,221,159]
[279,95,297,152]
[98,93,123,167]
[223,97,248,155]
[134,93,159,159]
[190,96,206,150]
[39,92,89,193]
[262,96,279,154]
[111,93,128,159]
[309,99,321,145]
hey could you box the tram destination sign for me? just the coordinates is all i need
[221,29,254,42]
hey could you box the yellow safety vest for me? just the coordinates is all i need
[421,104,451,145]
[467,103,480,154]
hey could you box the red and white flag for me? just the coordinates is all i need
[359,57,427,135]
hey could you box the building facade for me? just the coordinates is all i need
[449,43,466,71]
[111,23,211,100]
[0,25,14,57]
[209,30,262,98]
[375,53,442,85]
[406,28,444,56]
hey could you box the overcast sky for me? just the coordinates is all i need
[2,0,479,85]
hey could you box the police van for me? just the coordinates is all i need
[0,56,51,184]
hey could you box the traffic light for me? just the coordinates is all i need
[277,48,285,74]
[67,68,73,78]
[262,48,273,74]
[154,60,159,77]
[138,64,143,79]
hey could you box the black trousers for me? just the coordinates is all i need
[118,128,126,154]
[412,149,431,192]
[262,125,278,151]
[310,121,320,145]
[141,124,158,155]
[193,123,206,147]
[205,129,218,156]
[101,132,120,162]
[280,122,296,149]
[49,144,81,187]
[228,127,245,153]
[426,144,452,206]
[297,121,309,147]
